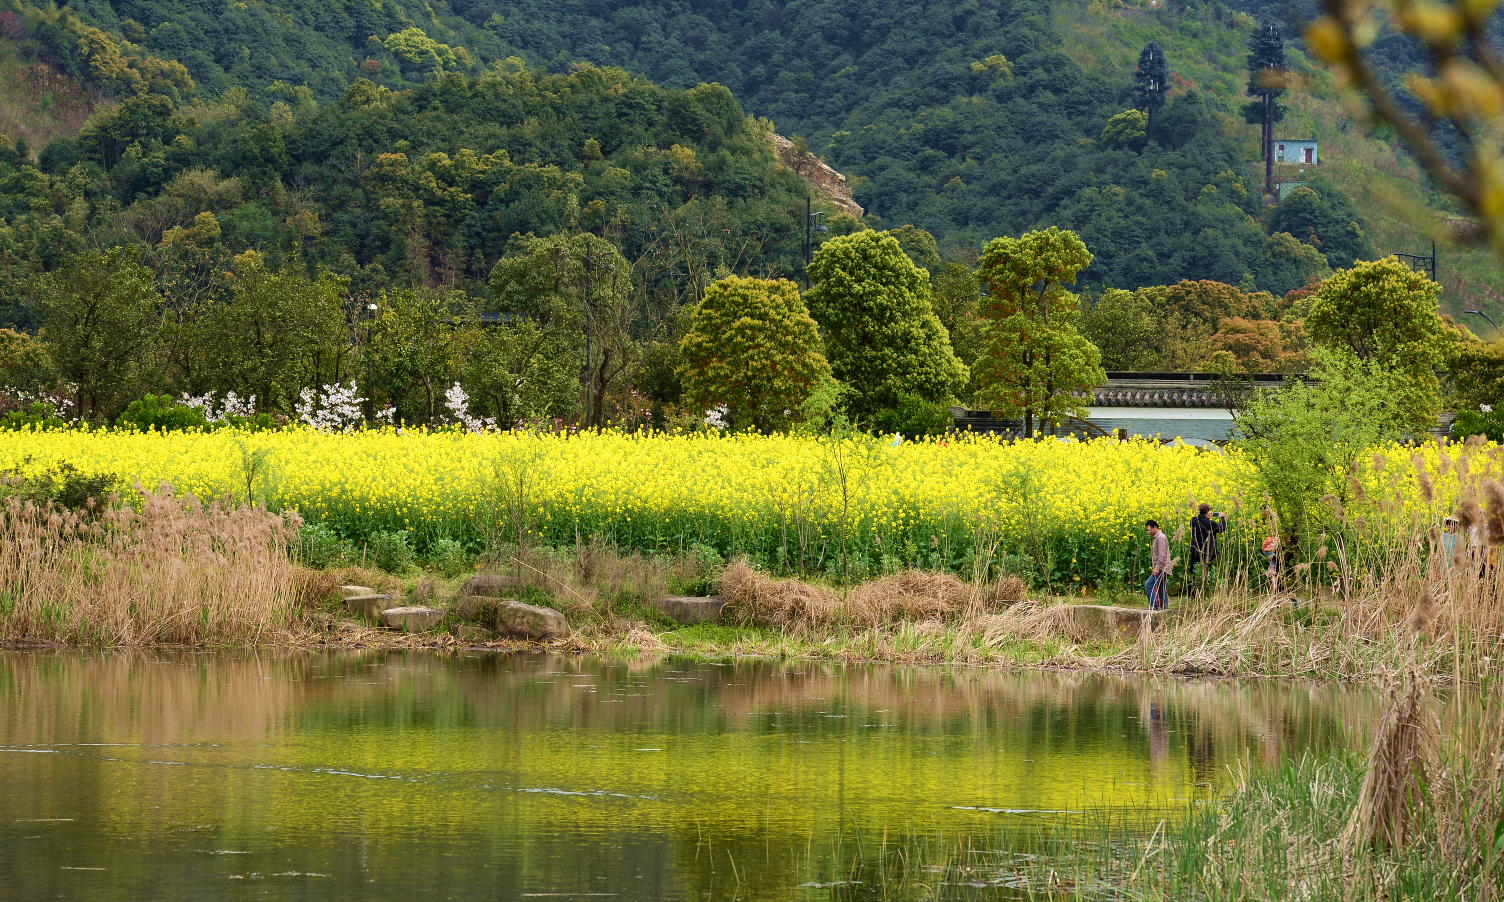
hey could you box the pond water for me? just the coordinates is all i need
[0,651,1378,901]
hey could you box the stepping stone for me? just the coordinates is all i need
[340,585,375,597]
[655,596,727,625]
[451,623,494,643]
[460,574,528,598]
[345,594,392,619]
[494,599,568,640]
[1058,604,1160,641]
[381,606,444,632]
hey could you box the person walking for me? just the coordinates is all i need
[1145,519,1170,610]
[1188,503,1227,595]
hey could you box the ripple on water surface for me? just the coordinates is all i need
[0,650,1379,900]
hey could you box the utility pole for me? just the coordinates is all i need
[1264,96,1274,197]
[804,198,827,290]
[1392,241,1437,284]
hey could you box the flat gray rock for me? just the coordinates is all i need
[345,593,392,620]
[1058,604,1160,641]
[381,606,445,632]
[495,599,568,640]
[460,574,528,598]
[340,585,375,597]
[656,596,727,625]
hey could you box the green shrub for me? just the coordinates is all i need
[869,391,954,438]
[0,401,68,431]
[669,542,726,596]
[1452,406,1504,442]
[298,523,350,569]
[116,395,209,432]
[428,537,470,577]
[1,461,117,514]
[369,530,414,574]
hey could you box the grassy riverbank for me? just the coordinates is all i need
[3,485,1502,687]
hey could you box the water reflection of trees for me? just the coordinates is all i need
[0,651,1384,901]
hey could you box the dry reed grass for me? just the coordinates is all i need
[720,559,1025,633]
[0,487,301,645]
[1343,666,1437,851]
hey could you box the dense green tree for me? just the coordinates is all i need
[1100,110,1148,152]
[455,319,580,428]
[1082,288,1160,371]
[1447,340,1504,412]
[487,232,633,427]
[1257,231,1330,297]
[0,327,54,393]
[33,248,161,420]
[929,261,984,394]
[361,288,465,424]
[1236,351,1413,539]
[191,252,348,413]
[1306,256,1451,432]
[677,276,829,432]
[805,230,967,426]
[1265,184,1372,271]
[974,227,1105,435]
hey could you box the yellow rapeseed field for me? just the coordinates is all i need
[0,428,1468,583]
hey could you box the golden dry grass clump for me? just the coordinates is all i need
[0,487,301,645]
[720,559,1025,632]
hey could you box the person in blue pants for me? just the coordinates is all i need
[1144,519,1170,610]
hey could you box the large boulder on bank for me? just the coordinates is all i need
[381,606,445,632]
[460,574,529,598]
[341,585,375,597]
[345,594,393,620]
[495,600,568,640]
[453,594,501,623]
[655,596,727,625]
[1058,605,1159,642]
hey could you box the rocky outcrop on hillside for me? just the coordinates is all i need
[772,134,864,218]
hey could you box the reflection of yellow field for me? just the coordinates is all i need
[0,651,1380,845]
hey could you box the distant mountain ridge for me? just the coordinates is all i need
[1,0,1500,313]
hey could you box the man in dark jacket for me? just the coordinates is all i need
[1188,503,1226,595]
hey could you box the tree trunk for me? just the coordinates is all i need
[1024,410,1033,439]
[1146,106,1156,146]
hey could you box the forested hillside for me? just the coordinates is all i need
[0,60,812,331]
[0,0,1494,322]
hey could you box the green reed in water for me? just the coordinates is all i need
[787,688,1504,901]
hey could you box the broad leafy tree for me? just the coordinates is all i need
[974,227,1106,435]
[1082,288,1160,370]
[33,248,161,421]
[193,252,348,413]
[1306,256,1452,432]
[361,288,465,424]
[805,230,968,427]
[677,276,829,432]
[1236,351,1413,540]
[1265,184,1371,271]
[489,232,633,428]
